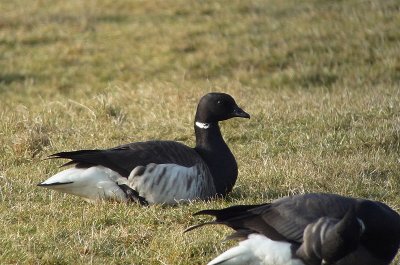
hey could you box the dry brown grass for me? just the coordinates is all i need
[1,0,399,264]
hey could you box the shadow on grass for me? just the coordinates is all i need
[20,36,64,46]
[269,71,338,90]
[96,14,131,23]
[360,168,390,180]
[299,72,338,88]
[0,73,28,85]
[0,73,42,95]
[49,14,130,25]
[0,36,66,47]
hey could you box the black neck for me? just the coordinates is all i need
[194,121,238,196]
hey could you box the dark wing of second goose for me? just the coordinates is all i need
[189,193,356,242]
[188,193,400,265]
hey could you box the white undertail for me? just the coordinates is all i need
[40,166,128,202]
[208,234,305,265]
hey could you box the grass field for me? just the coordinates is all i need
[1,0,399,264]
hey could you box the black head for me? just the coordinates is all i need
[195,92,250,123]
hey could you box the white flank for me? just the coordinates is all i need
[40,166,128,202]
[208,234,305,265]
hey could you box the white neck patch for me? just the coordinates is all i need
[195,121,211,129]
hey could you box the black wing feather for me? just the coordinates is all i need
[191,203,288,241]
[48,141,203,177]
[256,193,356,242]
[190,193,359,243]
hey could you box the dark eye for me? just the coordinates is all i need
[217,100,222,104]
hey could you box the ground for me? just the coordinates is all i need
[0,0,399,264]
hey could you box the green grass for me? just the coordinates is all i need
[1,0,399,264]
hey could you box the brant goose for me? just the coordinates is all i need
[38,93,250,205]
[186,193,400,265]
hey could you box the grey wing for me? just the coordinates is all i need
[188,194,359,244]
[296,217,339,265]
[125,162,216,205]
[253,193,357,243]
